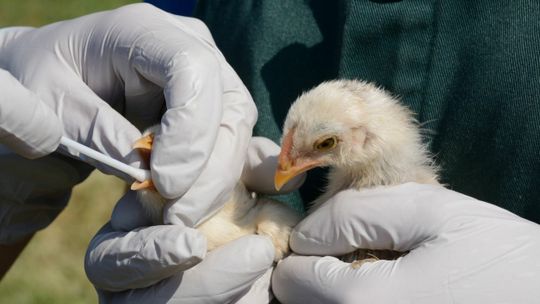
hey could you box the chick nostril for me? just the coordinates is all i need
[280,162,291,171]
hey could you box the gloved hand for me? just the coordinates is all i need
[86,137,305,304]
[86,191,275,304]
[0,68,62,159]
[0,3,257,227]
[272,183,540,304]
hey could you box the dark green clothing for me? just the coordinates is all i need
[196,1,540,223]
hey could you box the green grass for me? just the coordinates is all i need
[0,0,138,27]
[0,1,138,303]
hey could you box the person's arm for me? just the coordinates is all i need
[0,234,33,279]
[273,183,540,304]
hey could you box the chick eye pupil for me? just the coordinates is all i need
[315,137,337,151]
[320,140,332,148]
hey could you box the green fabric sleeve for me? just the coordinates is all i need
[196,0,540,223]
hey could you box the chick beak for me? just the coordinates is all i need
[274,130,320,191]
[274,158,320,191]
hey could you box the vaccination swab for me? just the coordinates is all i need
[59,136,151,182]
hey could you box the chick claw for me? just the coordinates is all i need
[131,133,155,191]
[130,179,155,191]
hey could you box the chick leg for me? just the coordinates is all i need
[131,131,155,191]
[254,199,302,261]
[132,128,166,223]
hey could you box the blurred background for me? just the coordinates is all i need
[0,1,138,303]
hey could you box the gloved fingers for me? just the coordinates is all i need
[112,7,224,199]
[291,183,468,255]
[275,236,540,304]
[0,68,62,159]
[242,137,306,194]
[85,222,206,292]
[163,60,257,226]
[143,48,223,199]
[101,235,275,304]
[273,255,410,304]
[110,190,153,232]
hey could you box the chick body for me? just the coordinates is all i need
[135,126,300,262]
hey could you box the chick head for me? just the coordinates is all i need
[275,80,422,190]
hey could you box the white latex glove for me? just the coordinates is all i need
[0,68,62,158]
[0,3,257,227]
[86,138,304,304]
[86,191,275,304]
[272,183,540,304]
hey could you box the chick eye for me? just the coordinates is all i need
[314,136,338,151]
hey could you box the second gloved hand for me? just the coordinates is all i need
[272,183,540,304]
[86,191,275,304]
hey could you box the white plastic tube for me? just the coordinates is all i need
[60,136,151,182]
